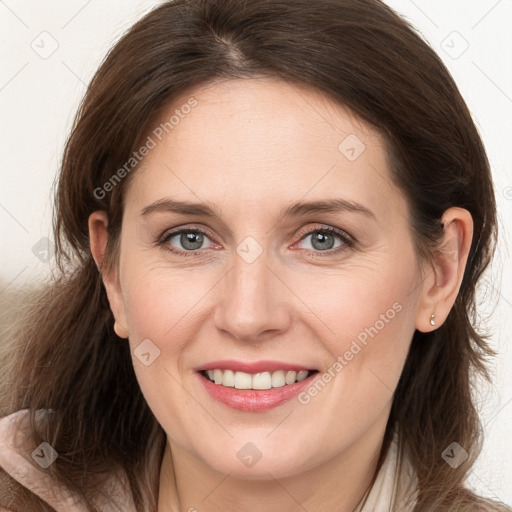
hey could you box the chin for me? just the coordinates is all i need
[200,443,316,481]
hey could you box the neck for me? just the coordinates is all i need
[157,408,390,512]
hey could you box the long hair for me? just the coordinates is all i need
[1,0,508,510]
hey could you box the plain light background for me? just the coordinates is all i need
[0,0,511,506]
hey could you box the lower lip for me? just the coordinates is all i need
[196,371,319,412]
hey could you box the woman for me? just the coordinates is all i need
[0,0,509,510]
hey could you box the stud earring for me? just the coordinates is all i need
[430,314,436,327]
[113,320,128,338]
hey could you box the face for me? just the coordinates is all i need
[107,77,427,479]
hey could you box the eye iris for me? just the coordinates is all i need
[311,231,335,250]
[181,231,203,250]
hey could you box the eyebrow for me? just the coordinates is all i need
[140,198,375,220]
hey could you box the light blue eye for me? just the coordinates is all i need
[298,230,345,251]
[166,230,214,251]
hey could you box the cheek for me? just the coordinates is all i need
[120,253,213,344]
[297,257,417,360]
[119,263,208,446]
[293,262,419,436]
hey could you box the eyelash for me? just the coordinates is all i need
[156,224,355,258]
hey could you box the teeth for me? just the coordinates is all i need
[271,371,285,388]
[296,370,309,382]
[252,372,272,390]
[284,371,296,385]
[222,369,235,387]
[213,369,223,385]
[203,369,313,389]
[234,371,252,389]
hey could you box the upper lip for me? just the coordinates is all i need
[195,360,315,374]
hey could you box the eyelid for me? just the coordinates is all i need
[158,223,217,243]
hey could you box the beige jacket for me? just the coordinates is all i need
[0,409,417,511]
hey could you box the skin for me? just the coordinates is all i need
[89,77,473,512]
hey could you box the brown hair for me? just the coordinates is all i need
[1,0,509,510]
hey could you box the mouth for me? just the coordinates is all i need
[195,363,320,412]
[200,368,319,390]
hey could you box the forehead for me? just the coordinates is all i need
[126,77,405,226]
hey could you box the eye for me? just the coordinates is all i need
[294,225,354,255]
[158,227,217,256]
[156,223,355,258]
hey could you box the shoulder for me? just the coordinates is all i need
[0,410,137,511]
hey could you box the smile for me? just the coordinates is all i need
[202,369,315,389]
[195,361,320,412]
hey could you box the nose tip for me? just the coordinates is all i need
[213,256,291,341]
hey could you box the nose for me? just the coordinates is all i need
[213,248,291,341]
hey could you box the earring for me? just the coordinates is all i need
[430,314,436,327]
[113,320,128,338]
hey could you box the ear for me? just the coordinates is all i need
[415,207,473,333]
[88,211,129,338]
